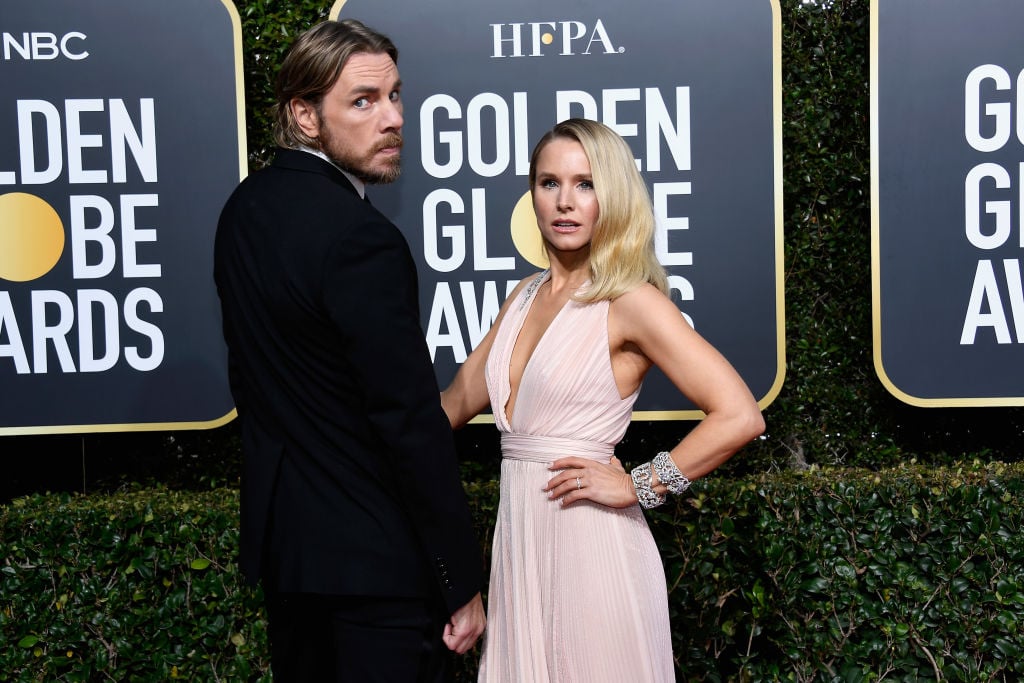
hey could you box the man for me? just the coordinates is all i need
[214,19,485,681]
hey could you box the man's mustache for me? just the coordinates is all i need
[376,133,403,151]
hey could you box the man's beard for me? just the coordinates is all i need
[319,124,402,185]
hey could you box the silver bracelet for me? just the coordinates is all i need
[652,451,691,495]
[630,461,666,509]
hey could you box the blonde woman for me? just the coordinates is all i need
[442,118,764,682]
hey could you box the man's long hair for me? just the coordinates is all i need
[528,118,669,302]
[273,19,398,150]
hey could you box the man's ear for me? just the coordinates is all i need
[291,98,320,139]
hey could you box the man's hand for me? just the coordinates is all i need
[443,592,485,654]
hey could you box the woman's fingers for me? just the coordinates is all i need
[545,459,636,508]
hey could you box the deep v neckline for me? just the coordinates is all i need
[503,271,576,426]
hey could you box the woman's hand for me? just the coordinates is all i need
[544,455,638,508]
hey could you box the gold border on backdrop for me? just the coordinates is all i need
[0,0,246,435]
[332,0,786,423]
[869,1,1024,408]
[226,0,249,183]
[2,410,237,437]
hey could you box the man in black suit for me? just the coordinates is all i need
[214,19,485,681]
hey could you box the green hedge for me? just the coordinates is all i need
[4,462,1023,681]
[0,489,268,682]
[659,461,1024,681]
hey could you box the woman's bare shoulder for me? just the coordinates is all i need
[611,282,676,316]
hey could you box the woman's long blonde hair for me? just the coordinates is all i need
[528,118,668,302]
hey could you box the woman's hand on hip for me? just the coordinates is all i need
[545,455,638,509]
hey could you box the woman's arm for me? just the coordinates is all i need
[546,284,764,506]
[440,276,534,429]
[617,284,765,481]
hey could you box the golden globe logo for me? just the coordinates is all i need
[959,63,1024,346]
[416,83,694,361]
[490,20,623,58]
[0,98,164,375]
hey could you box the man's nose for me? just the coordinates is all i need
[381,99,403,130]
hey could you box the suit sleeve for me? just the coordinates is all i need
[321,213,484,612]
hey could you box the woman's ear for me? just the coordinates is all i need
[291,98,320,140]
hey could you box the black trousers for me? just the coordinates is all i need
[264,591,454,682]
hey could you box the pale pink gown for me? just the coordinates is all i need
[478,271,675,682]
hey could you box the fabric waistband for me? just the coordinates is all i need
[501,433,613,464]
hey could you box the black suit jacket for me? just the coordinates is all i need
[214,148,482,613]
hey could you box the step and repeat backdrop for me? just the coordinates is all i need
[331,0,785,419]
[9,0,1022,432]
[1,0,782,433]
[0,0,244,434]
[873,0,1024,406]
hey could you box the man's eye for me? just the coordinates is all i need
[354,97,369,108]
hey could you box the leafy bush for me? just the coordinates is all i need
[236,0,331,168]
[658,460,1024,681]
[4,462,1023,681]
[0,488,268,682]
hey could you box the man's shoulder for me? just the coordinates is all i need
[254,150,345,185]
[234,157,363,211]
[269,147,332,174]
[224,149,405,243]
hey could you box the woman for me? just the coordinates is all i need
[442,118,765,682]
